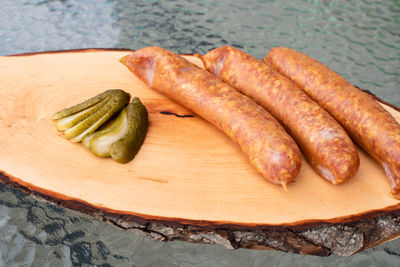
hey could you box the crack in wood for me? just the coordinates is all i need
[287,228,332,256]
[159,111,195,118]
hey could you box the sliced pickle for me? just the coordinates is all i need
[82,118,117,149]
[83,107,128,157]
[85,97,148,163]
[55,101,105,131]
[52,89,130,142]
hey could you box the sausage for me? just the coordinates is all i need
[199,46,359,184]
[120,47,302,187]
[265,47,400,197]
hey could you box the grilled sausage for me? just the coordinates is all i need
[265,47,400,197]
[199,46,359,184]
[121,47,302,187]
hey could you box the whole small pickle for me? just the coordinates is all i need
[83,97,148,163]
[52,89,130,142]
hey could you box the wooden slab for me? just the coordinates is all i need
[1,49,400,256]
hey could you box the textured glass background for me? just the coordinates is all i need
[0,0,399,266]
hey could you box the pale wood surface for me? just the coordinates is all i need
[0,50,399,227]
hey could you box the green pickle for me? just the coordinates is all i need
[53,90,148,163]
[52,89,130,142]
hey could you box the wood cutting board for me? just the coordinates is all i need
[1,49,399,256]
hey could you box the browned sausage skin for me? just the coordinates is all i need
[120,47,302,187]
[199,46,359,184]
[265,47,400,197]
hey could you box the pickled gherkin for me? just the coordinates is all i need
[83,98,148,163]
[52,90,148,163]
[52,89,130,142]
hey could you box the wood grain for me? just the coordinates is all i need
[0,49,399,255]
